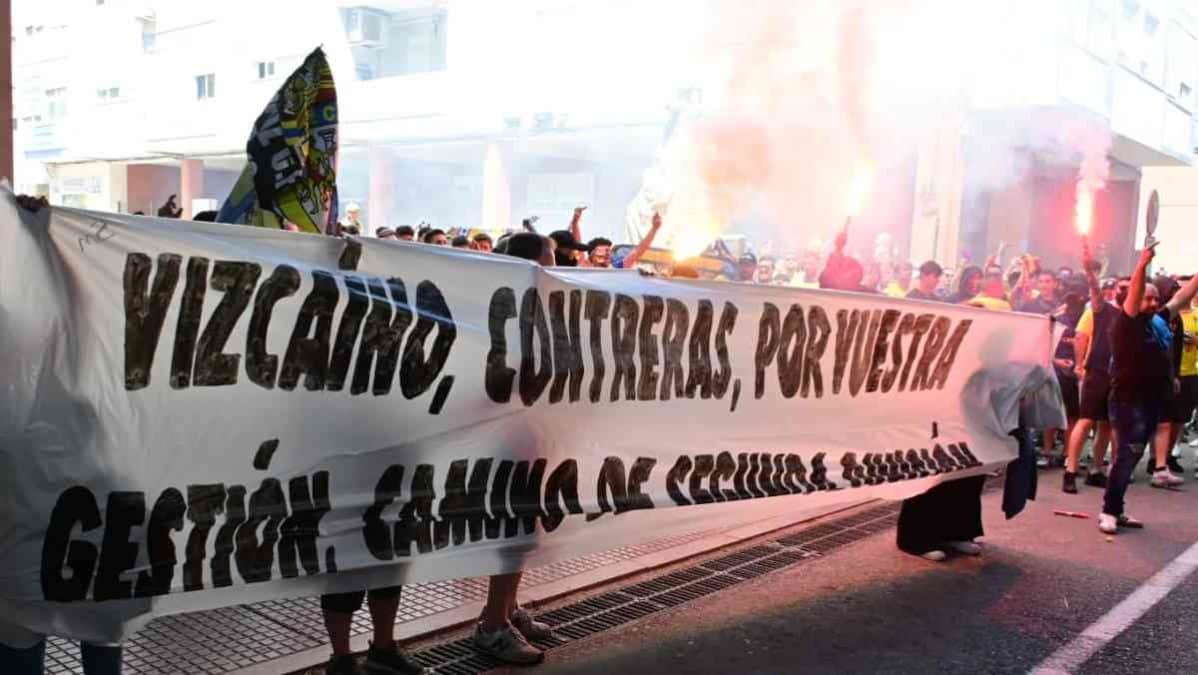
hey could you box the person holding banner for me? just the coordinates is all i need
[320,588,430,674]
[947,266,983,305]
[904,261,944,302]
[0,196,126,675]
[898,261,1044,560]
[1099,245,1198,534]
[896,284,1011,561]
[0,630,122,675]
[469,231,557,665]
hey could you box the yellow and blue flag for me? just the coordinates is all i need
[217,47,339,234]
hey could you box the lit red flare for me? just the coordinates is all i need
[1074,184,1094,236]
[845,160,876,218]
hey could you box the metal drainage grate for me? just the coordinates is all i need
[395,502,902,675]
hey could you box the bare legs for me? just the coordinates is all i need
[480,573,523,632]
[1065,419,1110,474]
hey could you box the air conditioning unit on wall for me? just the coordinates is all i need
[346,7,387,48]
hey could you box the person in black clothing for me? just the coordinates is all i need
[1062,269,1123,493]
[1048,286,1087,458]
[896,474,988,561]
[1099,245,1198,534]
[320,588,429,675]
[157,194,183,218]
[547,230,590,267]
[906,260,944,301]
[1016,271,1060,315]
[947,266,983,304]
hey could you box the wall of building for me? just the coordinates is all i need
[10,0,1197,260]
[202,168,241,210]
[48,160,125,212]
[1138,166,1198,275]
[126,163,179,215]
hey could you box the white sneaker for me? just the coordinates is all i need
[920,550,947,562]
[1151,470,1184,488]
[947,541,982,556]
[1098,513,1118,534]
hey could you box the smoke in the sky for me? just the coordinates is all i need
[631,0,1112,259]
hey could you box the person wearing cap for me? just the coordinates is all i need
[339,203,364,236]
[906,261,944,302]
[376,227,397,240]
[396,225,416,241]
[1063,269,1125,493]
[471,232,494,252]
[547,230,591,266]
[1100,277,1118,304]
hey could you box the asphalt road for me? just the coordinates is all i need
[490,460,1198,675]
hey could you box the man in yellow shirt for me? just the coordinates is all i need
[884,262,914,298]
[967,270,1013,311]
[1171,289,1198,475]
[1178,294,1198,381]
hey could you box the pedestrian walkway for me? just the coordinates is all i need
[43,501,863,675]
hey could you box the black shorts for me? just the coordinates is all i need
[1057,370,1080,421]
[1079,370,1111,422]
[1167,376,1198,423]
[320,585,402,614]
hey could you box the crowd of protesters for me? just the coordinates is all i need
[356,205,1198,547]
[12,193,1198,675]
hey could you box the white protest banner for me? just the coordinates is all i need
[0,194,1060,642]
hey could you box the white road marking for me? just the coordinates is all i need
[1031,540,1198,674]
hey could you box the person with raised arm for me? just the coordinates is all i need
[615,211,663,270]
[1099,243,1198,534]
[568,205,586,243]
[1062,245,1116,493]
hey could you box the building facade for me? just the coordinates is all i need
[912,0,1198,274]
[11,0,691,241]
[10,0,1198,270]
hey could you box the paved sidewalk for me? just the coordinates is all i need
[43,500,863,675]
